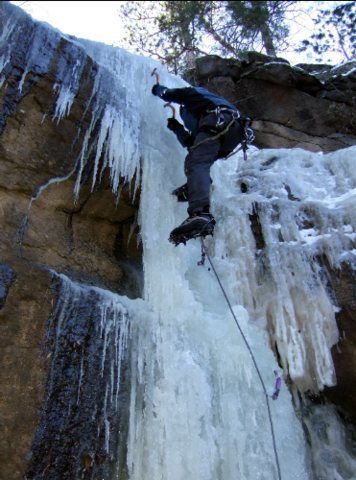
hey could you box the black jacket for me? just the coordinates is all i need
[153,84,239,147]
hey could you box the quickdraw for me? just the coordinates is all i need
[223,117,255,162]
[197,238,206,266]
[271,370,282,400]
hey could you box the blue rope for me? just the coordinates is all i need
[201,238,282,480]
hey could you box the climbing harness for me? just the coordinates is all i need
[190,109,255,162]
[207,105,241,124]
[199,237,282,480]
[189,114,238,151]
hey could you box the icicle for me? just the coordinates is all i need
[52,83,75,123]
[0,16,20,87]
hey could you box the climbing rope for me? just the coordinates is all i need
[200,237,282,480]
[189,116,238,150]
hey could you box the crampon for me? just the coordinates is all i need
[169,221,214,246]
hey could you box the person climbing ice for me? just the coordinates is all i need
[151,71,254,245]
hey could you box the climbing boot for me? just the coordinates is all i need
[169,212,216,245]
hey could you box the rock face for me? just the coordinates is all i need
[25,274,131,480]
[184,53,356,153]
[0,3,355,479]
[0,3,141,479]
[323,261,356,423]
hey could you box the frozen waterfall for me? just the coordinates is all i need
[3,3,356,480]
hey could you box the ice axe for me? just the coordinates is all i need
[151,68,176,119]
[151,67,160,84]
[164,102,176,118]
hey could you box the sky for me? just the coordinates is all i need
[11,1,127,47]
[10,1,346,66]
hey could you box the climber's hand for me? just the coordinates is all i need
[167,117,181,131]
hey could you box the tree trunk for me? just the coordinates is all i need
[249,0,277,56]
[260,23,276,56]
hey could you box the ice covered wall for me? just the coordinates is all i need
[134,130,355,479]
[210,147,355,395]
[1,3,356,480]
[303,402,356,479]
[73,45,355,476]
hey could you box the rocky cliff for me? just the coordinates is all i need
[184,53,356,153]
[0,3,355,479]
[0,4,141,478]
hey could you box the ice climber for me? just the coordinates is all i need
[151,81,253,245]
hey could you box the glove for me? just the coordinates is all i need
[151,84,160,96]
[167,117,181,132]
[152,84,163,96]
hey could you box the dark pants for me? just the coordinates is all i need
[185,111,243,215]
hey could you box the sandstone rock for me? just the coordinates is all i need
[295,63,333,76]
[194,55,243,80]
[241,61,323,95]
[0,4,142,477]
[323,261,356,424]
[184,56,356,152]
[319,62,356,106]
[252,119,356,151]
[238,50,290,66]
[0,263,53,480]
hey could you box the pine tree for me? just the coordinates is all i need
[226,1,293,57]
[298,1,356,63]
[119,1,296,73]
